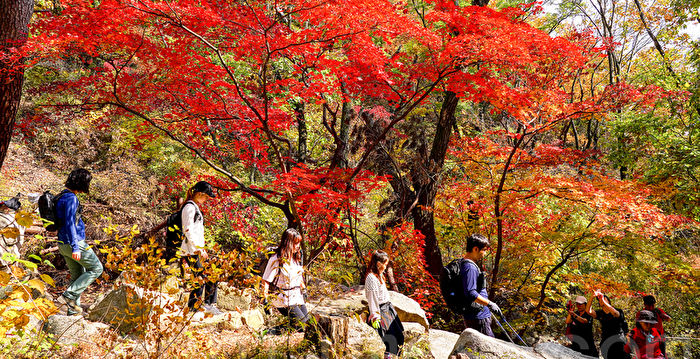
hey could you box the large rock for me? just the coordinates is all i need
[43,314,110,345]
[217,283,253,311]
[310,288,367,316]
[191,311,243,330]
[401,322,434,358]
[346,317,385,356]
[88,284,182,334]
[450,328,540,359]
[429,329,460,359]
[241,308,265,330]
[534,342,599,359]
[388,291,429,331]
[403,321,428,344]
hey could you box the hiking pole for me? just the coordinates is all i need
[664,336,700,341]
[491,313,516,344]
[499,313,529,347]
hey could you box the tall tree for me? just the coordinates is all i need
[0,0,33,169]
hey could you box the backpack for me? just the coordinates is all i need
[440,258,469,314]
[38,190,72,232]
[441,258,487,316]
[163,201,199,260]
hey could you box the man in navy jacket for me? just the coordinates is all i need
[461,234,501,337]
[56,168,103,315]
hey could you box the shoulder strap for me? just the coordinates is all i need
[54,190,80,225]
[181,200,202,222]
[464,258,481,274]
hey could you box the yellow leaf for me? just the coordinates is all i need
[0,271,9,286]
[40,274,55,287]
[0,227,20,240]
[27,279,46,294]
[15,211,35,228]
[10,265,25,279]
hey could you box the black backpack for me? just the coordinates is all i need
[38,190,73,231]
[163,201,199,260]
[440,258,469,314]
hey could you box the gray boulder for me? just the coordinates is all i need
[347,317,385,356]
[388,291,429,331]
[450,328,539,359]
[241,308,265,330]
[534,342,599,359]
[401,322,434,358]
[43,314,110,345]
[190,311,243,330]
[88,284,182,333]
[429,329,460,359]
[217,283,253,311]
[403,321,428,344]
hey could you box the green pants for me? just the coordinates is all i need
[58,240,103,314]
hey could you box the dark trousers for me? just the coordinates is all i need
[464,316,494,337]
[184,255,217,308]
[375,302,405,355]
[277,304,309,328]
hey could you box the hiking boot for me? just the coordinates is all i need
[58,295,83,315]
[266,325,284,336]
[203,303,223,315]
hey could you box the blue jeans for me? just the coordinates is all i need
[58,240,103,314]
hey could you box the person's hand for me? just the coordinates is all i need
[72,252,81,261]
[371,319,380,330]
[568,309,575,316]
[487,301,502,316]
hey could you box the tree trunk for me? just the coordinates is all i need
[0,0,33,169]
[411,91,459,278]
[293,102,307,163]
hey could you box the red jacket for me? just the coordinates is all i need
[625,327,665,359]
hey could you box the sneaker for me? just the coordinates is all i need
[58,295,83,315]
[203,303,223,315]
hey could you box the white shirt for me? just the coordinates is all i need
[0,212,24,266]
[178,201,205,256]
[365,272,390,320]
[262,254,305,307]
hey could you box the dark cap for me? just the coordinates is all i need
[637,310,658,324]
[643,295,656,306]
[0,195,21,211]
[192,181,216,198]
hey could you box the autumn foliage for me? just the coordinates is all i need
[11,0,697,344]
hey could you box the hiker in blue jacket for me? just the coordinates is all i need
[461,234,501,337]
[56,168,103,316]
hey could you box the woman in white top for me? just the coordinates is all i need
[365,250,404,358]
[262,228,308,329]
[180,181,220,314]
[0,197,24,267]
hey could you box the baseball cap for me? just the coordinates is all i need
[192,181,216,198]
[574,296,587,304]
